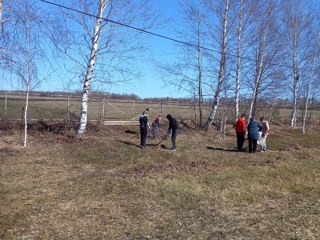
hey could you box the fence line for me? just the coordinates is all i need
[1,92,320,126]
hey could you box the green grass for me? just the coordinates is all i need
[0,123,319,239]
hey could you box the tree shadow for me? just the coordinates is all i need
[206,146,240,152]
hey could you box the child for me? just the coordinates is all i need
[152,115,161,139]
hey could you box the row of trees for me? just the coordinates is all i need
[161,0,320,132]
[0,0,320,146]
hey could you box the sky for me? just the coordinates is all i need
[2,0,320,99]
[47,0,187,99]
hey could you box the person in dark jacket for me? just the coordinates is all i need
[165,114,179,151]
[139,111,150,149]
[247,117,261,153]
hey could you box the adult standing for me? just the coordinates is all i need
[259,116,270,151]
[235,114,247,151]
[247,118,260,153]
[165,114,179,151]
[139,111,150,149]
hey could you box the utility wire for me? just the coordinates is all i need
[39,0,292,69]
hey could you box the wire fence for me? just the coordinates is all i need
[0,92,202,123]
[1,92,320,126]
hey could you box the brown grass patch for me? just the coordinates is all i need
[1,122,319,239]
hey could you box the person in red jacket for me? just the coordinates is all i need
[235,114,247,151]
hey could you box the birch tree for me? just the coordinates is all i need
[234,0,244,122]
[282,0,314,128]
[206,0,230,129]
[158,0,207,127]
[197,0,204,126]
[78,0,107,134]
[302,30,320,134]
[2,0,56,146]
[51,0,157,134]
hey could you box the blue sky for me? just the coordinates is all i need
[98,0,185,99]
[49,0,188,99]
[3,0,319,99]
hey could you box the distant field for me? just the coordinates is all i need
[1,93,320,127]
[0,122,319,239]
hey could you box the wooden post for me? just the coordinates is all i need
[4,92,7,118]
[101,98,105,121]
[160,100,163,113]
[132,100,134,119]
[67,95,70,122]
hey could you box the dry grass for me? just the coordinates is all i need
[0,122,319,239]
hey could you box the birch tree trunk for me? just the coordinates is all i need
[290,29,299,129]
[248,8,271,120]
[197,0,203,127]
[302,31,320,134]
[77,0,107,135]
[206,0,229,130]
[234,0,243,123]
[24,16,31,147]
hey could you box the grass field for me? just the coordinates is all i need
[0,121,319,239]
[1,93,320,125]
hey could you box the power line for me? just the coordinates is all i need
[38,0,292,69]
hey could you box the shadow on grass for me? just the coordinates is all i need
[118,140,141,148]
[206,146,241,152]
[125,130,137,134]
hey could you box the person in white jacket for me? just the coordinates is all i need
[259,116,270,152]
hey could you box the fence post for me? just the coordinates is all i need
[160,100,163,113]
[67,95,70,122]
[132,100,135,119]
[4,92,7,118]
[101,98,105,122]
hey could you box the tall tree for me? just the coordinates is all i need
[282,0,314,128]
[52,0,157,134]
[2,0,56,146]
[234,0,244,122]
[197,0,204,127]
[78,0,107,134]
[206,0,230,129]
[302,30,320,134]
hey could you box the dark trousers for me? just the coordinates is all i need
[171,129,178,149]
[248,139,257,153]
[140,127,147,147]
[236,132,245,151]
[152,125,158,139]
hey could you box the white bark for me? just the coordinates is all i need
[302,30,320,134]
[234,0,243,123]
[206,0,229,129]
[248,8,271,120]
[290,30,299,129]
[77,0,108,135]
[24,16,31,148]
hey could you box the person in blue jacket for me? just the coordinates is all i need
[247,117,262,153]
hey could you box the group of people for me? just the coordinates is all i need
[236,114,270,153]
[139,108,269,154]
[139,108,179,151]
